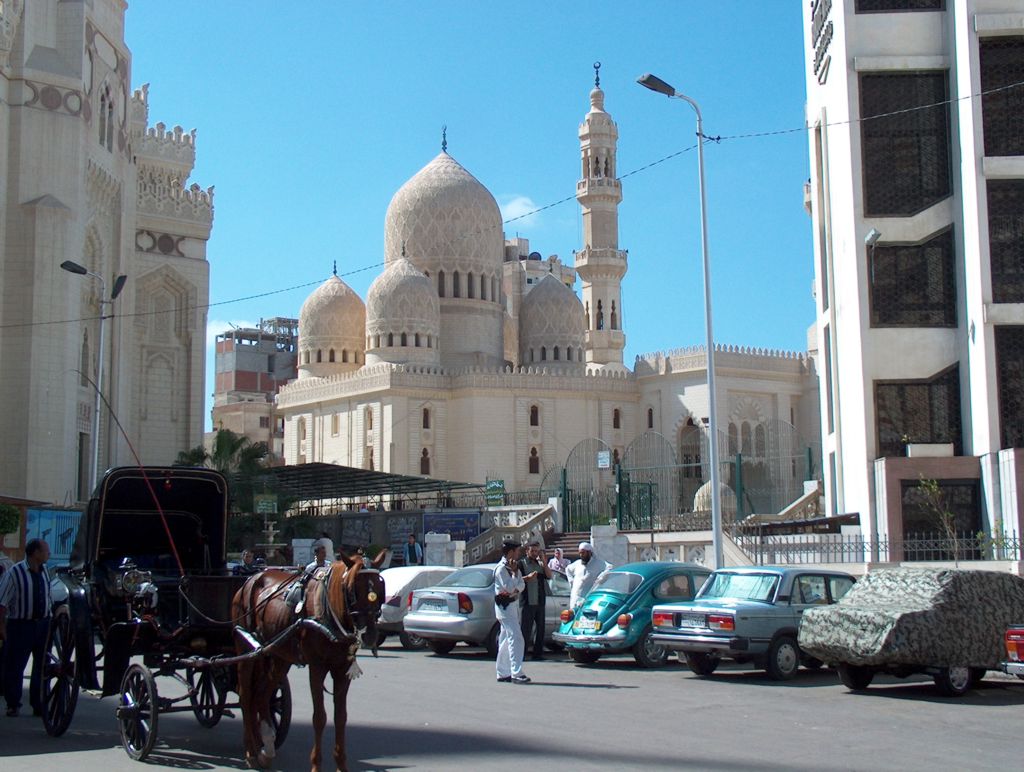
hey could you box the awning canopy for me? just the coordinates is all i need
[266,462,482,503]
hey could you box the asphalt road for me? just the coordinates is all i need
[1,640,1023,771]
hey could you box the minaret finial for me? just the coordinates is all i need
[594,61,601,88]
[332,260,337,276]
[442,125,447,153]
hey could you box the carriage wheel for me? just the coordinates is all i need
[117,664,159,761]
[269,676,292,750]
[40,606,79,737]
[187,666,228,728]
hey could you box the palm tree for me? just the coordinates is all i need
[175,429,270,513]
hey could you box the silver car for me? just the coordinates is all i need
[403,563,571,657]
[378,565,456,649]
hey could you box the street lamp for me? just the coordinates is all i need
[61,260,126,494]
[637,72,724,568]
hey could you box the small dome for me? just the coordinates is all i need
[383,152,503,277]
[519,274,585,370]
[365,258,440,366]
[297,275,365,378]
[693,481,737,519]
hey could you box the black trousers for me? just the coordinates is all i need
[3,617,49,711]
[520,603,545,657]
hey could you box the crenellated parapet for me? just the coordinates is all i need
[135,121,197,172]
[137,169,213,223]
[634,344,809,377]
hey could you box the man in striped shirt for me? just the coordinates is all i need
[0,539,51,717]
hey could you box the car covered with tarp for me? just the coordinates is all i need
[799,567,1024,697]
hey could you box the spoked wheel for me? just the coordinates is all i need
[632,626,670,668]
[117,664,159,761]
[40,606,79,737]
[269,676,292,750]
[187,666,229,728]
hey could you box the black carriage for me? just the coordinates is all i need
[42,466,291,761]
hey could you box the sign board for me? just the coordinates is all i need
[423,510,481,543]
[485,478,505,505]
[292,538,315,568]
[596,450,611,470]
[25,508,82,566]
[254,494,278,515]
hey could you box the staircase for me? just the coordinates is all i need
[546,531,590,561]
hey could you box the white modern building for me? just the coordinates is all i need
[0,1,212,504]
[803,0,1024,555]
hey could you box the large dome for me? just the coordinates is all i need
[383,152,503,277]
[365,257,440,367]
[297,274,365,378]
[519,274,585,370]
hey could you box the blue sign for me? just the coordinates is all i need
[25,508,83,566]
[423,510,481,543]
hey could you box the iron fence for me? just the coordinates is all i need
[731,530,1023,565]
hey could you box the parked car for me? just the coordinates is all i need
[403,563,571,657]
[378,565,456,649]
[1002,623,1024,679]
[553,561,711,668]
[651,565,856,680]
[799,568,1024,696]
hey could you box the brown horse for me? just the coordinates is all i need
[231,550,387,771]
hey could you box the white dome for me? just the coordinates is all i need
[383,152,503,276]
[693,481,737,519]
[519,274,585,370]
[365,258,441,366]
[297,275,365,378]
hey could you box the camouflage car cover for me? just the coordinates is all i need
[798,568,1024,669]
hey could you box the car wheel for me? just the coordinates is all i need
[426,640,456,656]
[933,666,972,697]
[632,626,669,668]
[568,649,601,664]
[399,631,427,650]
[685,652,719,677]
[765,635,800,680]
[837,663,874,691]
[485,625,500,659]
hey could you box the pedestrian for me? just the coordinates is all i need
[518,541,552,661]
[305,542,329,573]
[566,541,611,610]
[0,539,52,717]
[547,547,569,574]
[234,549,259,576]
[315,532,335,561]
[493,542,530,684]
[403,533,423,566]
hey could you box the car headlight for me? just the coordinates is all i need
[121,569,152,595]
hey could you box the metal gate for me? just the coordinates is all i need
[562,438,616,532]
[619,432,678,530]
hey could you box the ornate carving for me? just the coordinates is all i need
[366,258,439,337]
[0,0,23,67]
[22,80,85,117]
[135,230,186,257]
[87,158,121,216]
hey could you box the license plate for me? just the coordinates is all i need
[678,613,706,628]
[574,618,599,631]
[420,599,447,611]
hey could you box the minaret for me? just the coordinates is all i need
[575,62,627,368]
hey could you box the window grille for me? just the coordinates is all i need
[980,36,1024,157]
[988,180,1024,303]
[869,228,956,326]
[900,480,981,557]
[875,366,962,457]
[855,0,942,11]
[860,72,951,216]
[995,326,1024,449]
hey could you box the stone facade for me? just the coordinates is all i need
[0,1,212,503]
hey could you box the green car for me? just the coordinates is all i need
[553,561,711,667]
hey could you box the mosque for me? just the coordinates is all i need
[276,73,820,518]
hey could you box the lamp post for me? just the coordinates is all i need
[637,73,724,568]
[61,260,126,493]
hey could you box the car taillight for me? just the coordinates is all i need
[652,611,674,628]
[617,613,632,629]
[1006,627,1024,661]
[407,592,414,609]
[457,592,473,614]
[707,614,735,632]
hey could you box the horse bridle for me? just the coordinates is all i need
[324,566,383,638]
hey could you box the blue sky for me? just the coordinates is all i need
[125,2,813,430]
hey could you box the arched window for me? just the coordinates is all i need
[422,408,430,429]
[585,301,591,329]
[427,335,432,348]
[553,346,560,361]
[365,408,373,431]
[299,418,307,440]
[453,272,461,298]
[105,93,114,150]
[303,351,310,364]
[613,448,620,466]
[80,331,90,387]
[316,349,322,363]
[480,274,487,300]
[415,333,421,347]
[540,346,547,361]
[528,447,540,474]
[401,332,408,347]
[342,349,348,363]
[728,423,739,455]
[647,408,654,429]
[755,423,767,458]
[329,349,336,362]
[597,300,604,330]
[420,448,430,475]
[611,301,618,330]
[467,272,475,298]
[438,271,446,297]
[98,90,107,147]
[387,333,394,347]
[613,408,621,429]
[374,335,381,348]
[530,405,539,426]
[491,277,498,302]
[741,422,752,455]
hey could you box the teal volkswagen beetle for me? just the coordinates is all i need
[553,561,711,667]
